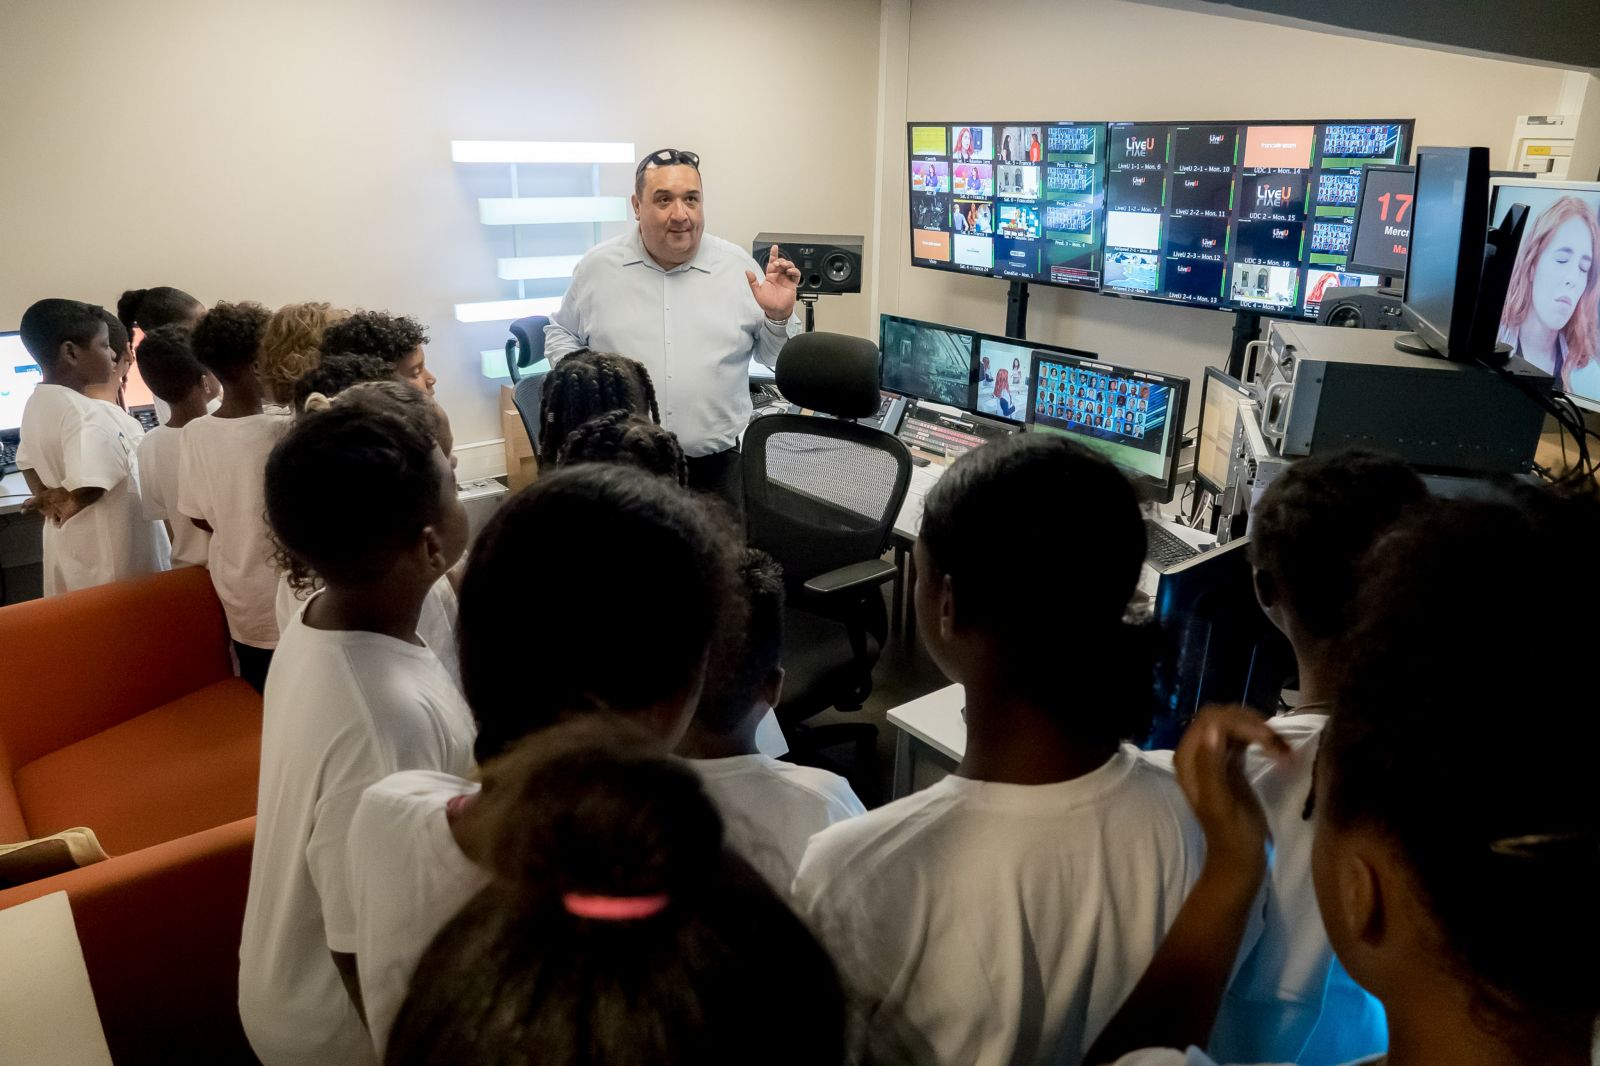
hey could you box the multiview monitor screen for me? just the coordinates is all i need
[909,117,1412,321]
[1026,351,1189,502]
[910,122,1108,291]
[1489,177,1600,413]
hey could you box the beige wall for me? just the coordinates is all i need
[0,0,883,458]
[878,0,1571,423]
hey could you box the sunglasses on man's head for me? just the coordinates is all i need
[637,148,700,175]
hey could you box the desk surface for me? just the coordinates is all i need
[892,463,944,542]
[886,683,967,761]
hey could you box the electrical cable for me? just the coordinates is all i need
[1475,357,1598,486]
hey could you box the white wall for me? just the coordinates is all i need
[877,0,1571,423]
[0,0,884,460]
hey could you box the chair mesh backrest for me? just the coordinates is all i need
[744,415,911,589]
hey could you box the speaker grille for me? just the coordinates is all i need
[824,252,854,283]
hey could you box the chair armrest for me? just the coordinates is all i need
[803,559,899,597]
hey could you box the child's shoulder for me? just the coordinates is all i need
[799,776,965,875]
[759,758,864,816]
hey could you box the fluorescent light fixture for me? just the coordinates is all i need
[496,255,584,281]
[454,296,564,324]
[452,140,635,164]
[481,350,552,380]
[478,197,630,226]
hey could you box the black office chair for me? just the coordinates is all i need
[505,315,550,450]
[743,331,912,777]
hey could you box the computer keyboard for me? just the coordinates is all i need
[0,440,16,475]
[1145,519,1202,568]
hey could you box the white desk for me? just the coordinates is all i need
[0,892,113,1065]
[1,471,32,516]
[887,683,967,798]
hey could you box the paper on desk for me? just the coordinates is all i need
[0,892,112,1066]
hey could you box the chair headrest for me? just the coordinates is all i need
[776,332,881,419]
[508,315,549,369]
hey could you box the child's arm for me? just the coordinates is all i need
[1084,707,1291,1066]
[53,487,107,525]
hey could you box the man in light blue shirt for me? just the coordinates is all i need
[545,148,803,505]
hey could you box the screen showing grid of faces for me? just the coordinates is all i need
[1028,353,1183,487]
[909,118,1411,321]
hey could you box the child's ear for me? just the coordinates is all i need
[938,573,958,641]
[761,667,785,710]
[419,524,448,577]
[1252,567,1277,612]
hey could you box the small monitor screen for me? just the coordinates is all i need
[1403,147,1482,357]
[1348,165,1415,278]
[1490,179,1600,411]
[973,336,1034,422]
[1027,351,1187,501]
[0,333,42,433]
[1196,368,1252,494]
[879,314,974,408]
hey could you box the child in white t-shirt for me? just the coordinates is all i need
[238,386,475,1066]
[344,464,742,1057]
[131,324,218,569]
[178,301,284,691]
[16,299,170,594]
[793,434,1203,1066]
[1092,486,1600,1066]
[1203,450,1426,1065]
[676,548,863,894]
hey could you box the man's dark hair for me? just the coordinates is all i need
[388,715,846,1066]
[116,287,203,336]
[920,432,1153,745]
[538,350,660,467]
[1327,481,1600,1054]
[291,352,393,413]
[555,410,687,487]
[457,465,740,766]
[191,301,270,377]
[1250,450,1428,638]
[19,299,105,365]
[321,310,428,366]
[134,324,207,404]
[694,550,785,734]
[265,388,445,592]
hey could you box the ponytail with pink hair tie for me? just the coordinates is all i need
[562,893,670,921]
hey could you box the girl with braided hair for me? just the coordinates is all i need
[536,349,660,468]
[555,409,687,487]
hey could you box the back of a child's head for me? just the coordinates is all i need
[99,308,131,360]
[458,464,740,764]
[133,324,206,404]
[320,310,427,367]
[116,286,203,336]
[694,549,785,735]
[920,432,1149,741]
[555,409,688,486]
[291,352,392,413]
[265,384,445,593]
[538,349,660,467]
[259,301,348,402]
[191,301,270,378]
[1326,481,1600,1049]
[386,715,847,1066]
[19,299,105,364]
[1250,449,1427,638]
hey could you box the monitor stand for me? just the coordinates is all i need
[1005,279,1030,339]
[1392,332,1432,356]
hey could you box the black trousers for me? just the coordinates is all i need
[685,446,744,515]
[234,641,275,695]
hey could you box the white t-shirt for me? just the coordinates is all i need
[136,422,209,568]
[1110,1047,1381,1066]
[1209,712,1386,1065]
[238,611,477,1066]
[16,384,170,595]
[689,753,863,894]
[178,412,287,648]
[347,771,491,1057]
[276,574,462,690]
[792,745,1203,1066]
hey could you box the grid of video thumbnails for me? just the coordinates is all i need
[912,118,1409,319]
[909,123,1107,290]
[1031,356,1166,447]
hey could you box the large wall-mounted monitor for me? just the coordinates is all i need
[1489,176,1600,412]
[907,117,1414,322]
[1026,349,1189,502]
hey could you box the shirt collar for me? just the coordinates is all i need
[623,225,713,275]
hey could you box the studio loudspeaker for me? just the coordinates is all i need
[1315,286,1405,331]
[753,232,864,295]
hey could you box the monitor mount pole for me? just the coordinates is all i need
[1225,311,1261,379]
[1006,279,1030,339]
[799,293,819,334]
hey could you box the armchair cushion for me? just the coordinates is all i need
[13,679,262,854]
